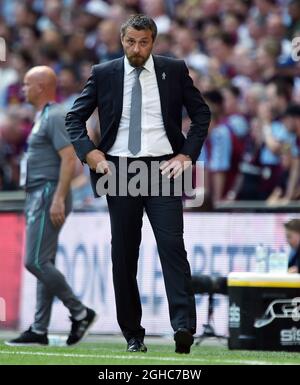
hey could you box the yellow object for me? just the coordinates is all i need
[228,272,300,288]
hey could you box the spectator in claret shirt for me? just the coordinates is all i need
[200,90,233,202]
[95,19,123,63]
[222,85,249,138]
[206,32,237,80]
[5,49,33,106]
[256,37,281,83]
[172,27,209,75]
[57,65,81,111]
[265,78,294,120]
[253,104,289,199]
[229,117,265,201]
[222,85,250,198]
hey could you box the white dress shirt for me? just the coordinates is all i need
[107,54,173,157]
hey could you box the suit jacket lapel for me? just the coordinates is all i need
[111,57,124,128]
[153,55,169,129]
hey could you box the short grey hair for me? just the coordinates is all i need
[120,14,158,41]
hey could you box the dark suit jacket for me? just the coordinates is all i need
[65,55,211,194]
[289,245,300,271]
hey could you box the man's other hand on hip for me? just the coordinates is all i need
[86,149,111,175]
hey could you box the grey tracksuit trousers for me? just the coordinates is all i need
[24,181,85,334]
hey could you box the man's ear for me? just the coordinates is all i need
[37,83,44,94]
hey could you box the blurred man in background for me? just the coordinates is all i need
[6,66,97,347]
[284,218,300,273]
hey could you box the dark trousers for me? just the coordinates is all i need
[105,155,196,342]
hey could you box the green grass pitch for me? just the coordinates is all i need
[1,338,300,365]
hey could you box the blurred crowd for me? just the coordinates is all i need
[1,0,300,208]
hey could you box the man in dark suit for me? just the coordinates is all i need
[66,14,210,354]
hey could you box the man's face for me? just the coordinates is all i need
[285,229,300,249]
[58,70,77,96]
[121,27,154,67]
[22,73,41,104]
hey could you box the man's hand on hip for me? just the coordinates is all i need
[86,149,111,175]
[160,154,192,179]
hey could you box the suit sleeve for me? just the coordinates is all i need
[180,61,211,163]
[65,66,98,162]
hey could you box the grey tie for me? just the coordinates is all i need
[128,67,144,155]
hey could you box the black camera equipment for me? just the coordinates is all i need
[191,275,228,344]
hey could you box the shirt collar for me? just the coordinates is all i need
[124,54,154,75]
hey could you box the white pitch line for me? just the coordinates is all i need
[0,350,297,365]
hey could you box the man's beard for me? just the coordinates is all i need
[127,53,150,68]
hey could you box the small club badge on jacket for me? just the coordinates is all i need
[162,72,166,80]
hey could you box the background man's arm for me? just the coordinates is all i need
[50,145,76,227]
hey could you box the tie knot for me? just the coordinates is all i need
[135,67,144,77]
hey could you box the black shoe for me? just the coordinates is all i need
[66,308,98,346]
[127,338,147,352]
[5,327,48,346]
[174,328,194,354]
